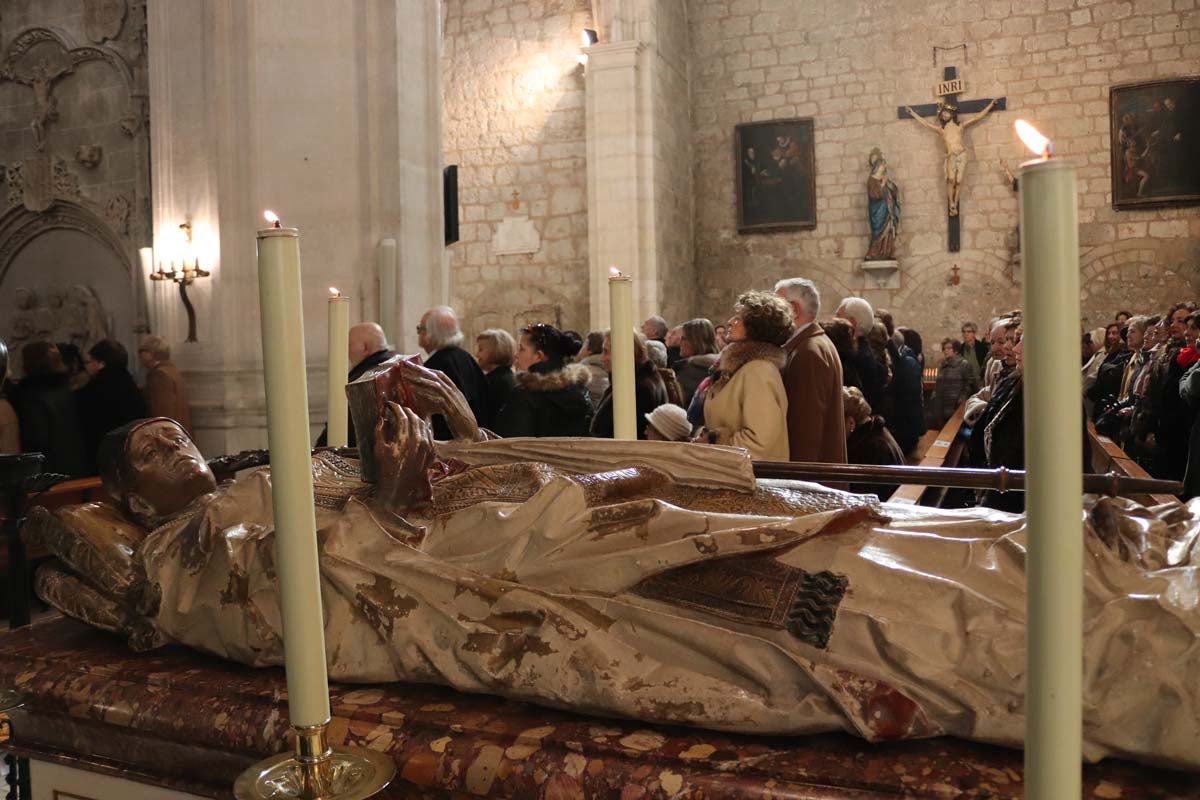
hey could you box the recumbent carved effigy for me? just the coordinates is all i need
[16,355,1200,787]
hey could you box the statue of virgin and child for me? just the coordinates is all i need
[23,356,1200,771]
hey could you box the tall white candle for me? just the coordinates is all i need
[138,246,156,331]
[608,268,636,440]
[326,288,350,448]
[1016,122,1082,800]
[379,238,397,348]
[256,212,331,729]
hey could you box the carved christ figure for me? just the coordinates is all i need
[20,57,72,152]
[24,357,1200,772]
[904,99,998,216]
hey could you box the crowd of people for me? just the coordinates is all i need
[0,335,192,477]
[319,282,932,500]
[6,282,1195,505]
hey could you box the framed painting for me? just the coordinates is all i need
[1110,77,1200,210]
[735,118,817,232]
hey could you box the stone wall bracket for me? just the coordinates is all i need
[860,259,900,290]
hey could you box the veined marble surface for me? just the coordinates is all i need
[0,616,1194,799]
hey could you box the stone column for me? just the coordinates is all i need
[148,0,444,455]
[585,40,647,331]
[584,0,694,331]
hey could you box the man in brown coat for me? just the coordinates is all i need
[138,335,193,434]
[775,278,846,463]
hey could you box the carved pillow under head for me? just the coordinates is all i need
[22,502,147,605]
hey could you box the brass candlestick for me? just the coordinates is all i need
[233,719,395,800]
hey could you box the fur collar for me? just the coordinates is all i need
[516,362,591,393]
[716,340,786,379]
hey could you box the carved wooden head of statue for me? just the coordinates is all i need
[99,418,217,524]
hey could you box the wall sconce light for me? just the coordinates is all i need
[149,221,211,342]
[578,28,598,66]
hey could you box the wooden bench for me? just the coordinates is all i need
[1087,422,1180,507]
[889,402,967,505]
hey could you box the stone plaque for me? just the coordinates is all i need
[492,215,540,256]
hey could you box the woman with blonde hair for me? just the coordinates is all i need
[701,291,792,460]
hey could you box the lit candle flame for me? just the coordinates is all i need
[1015,120,1051,158]
[608,266,626,279]
[329,287,341,297]
[263,210,282,228]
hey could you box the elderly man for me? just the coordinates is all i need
[834,296,886,412]
[317,322,394,447]
[137,335,192,434]
[641,315,668,344]
[418,305,489,438]
[775,278,846,463]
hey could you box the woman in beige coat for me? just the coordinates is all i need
[702,291,792,460]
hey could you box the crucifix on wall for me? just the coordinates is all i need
[898,66,1006,252]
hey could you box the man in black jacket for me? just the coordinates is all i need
[317,322,393,447]
[419,306,489,439]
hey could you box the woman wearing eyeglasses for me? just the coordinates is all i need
[490,323,593,438]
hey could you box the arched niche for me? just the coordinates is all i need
[0,201,140,375]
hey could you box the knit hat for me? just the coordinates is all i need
[644,404,692,442]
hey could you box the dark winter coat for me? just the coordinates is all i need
[591,360,668,440]
[673,353,719,406]
[13,373,87,477]
[424,345,489,441]
[317,348,395,447]
[1087,347,1132,419]
[853,336,888,413]
[847,415,906,499]
[932,354,976,427]
[492,363,594,438]
[484,365,518,424]
[887,343,925,455]
[77,365,148,472]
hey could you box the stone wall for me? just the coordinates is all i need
[650,0,697,326]
[688,0,1200,357]
[442,0,594,339]
[0,0,151,372]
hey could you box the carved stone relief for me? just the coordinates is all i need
[9,157,54,213]
[4,283,112,377]
[75,145,104,169]
[0,6,154,357]
[83,0,128,44]
[0,27,138,154]
[103,194,131,235]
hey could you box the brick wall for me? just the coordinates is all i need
[442,0,594,339]
[689,0,1200,357]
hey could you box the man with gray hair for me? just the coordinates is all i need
[641,315,668,343]
[834,295,887,412]
[775,278,846,463]
[419,305,489,438]
[317,322,394,447]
